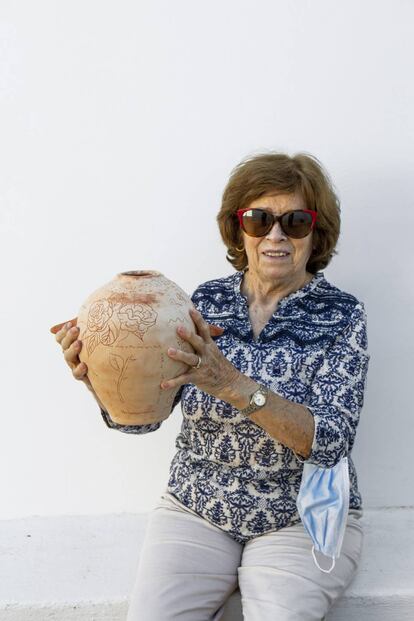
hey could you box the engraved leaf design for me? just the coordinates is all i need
[109,354,124,372]
[117,355,134,403]
[101,321,119,346]
[86,333,100,356]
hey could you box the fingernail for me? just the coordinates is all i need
[168,348,176,354]
[66,322,72,329]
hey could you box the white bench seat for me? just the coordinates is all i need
[1,508,413,620]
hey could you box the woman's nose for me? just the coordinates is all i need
[265,220,288,241]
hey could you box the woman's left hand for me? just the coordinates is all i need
[161,308,240,400]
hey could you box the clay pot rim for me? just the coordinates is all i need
[117,270,162,279]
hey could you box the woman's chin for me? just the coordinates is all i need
[260,261,292,278]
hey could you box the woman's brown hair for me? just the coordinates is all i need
[217,151,341,274]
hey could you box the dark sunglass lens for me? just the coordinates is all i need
[281,211,313,238]
[242,209,273,236]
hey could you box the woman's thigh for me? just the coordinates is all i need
[238,509,364,621]
[127,492,243,621]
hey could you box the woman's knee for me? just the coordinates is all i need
[237,517,364,620]
[127,495,242,620]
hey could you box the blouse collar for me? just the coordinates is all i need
[229,270,326,342]
[233,269,325,310]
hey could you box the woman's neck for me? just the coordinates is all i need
[241,269,313,308]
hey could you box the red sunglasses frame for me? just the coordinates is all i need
[236,208,317,238]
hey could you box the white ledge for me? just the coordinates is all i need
[1,508,413,620]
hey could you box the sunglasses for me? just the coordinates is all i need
[236,208,317,239]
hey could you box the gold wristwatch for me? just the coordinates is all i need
[239,385,270,416]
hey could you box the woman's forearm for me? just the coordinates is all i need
[219,372,314,459]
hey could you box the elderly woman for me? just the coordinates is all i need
[57,152,369,621]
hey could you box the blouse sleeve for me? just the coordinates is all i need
[299,302,370,468]
[99,386,184,434]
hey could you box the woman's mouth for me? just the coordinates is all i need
[262,251,290,260]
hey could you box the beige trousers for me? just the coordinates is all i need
[127,492,364,621]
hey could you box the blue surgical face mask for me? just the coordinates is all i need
[295,455,350,573]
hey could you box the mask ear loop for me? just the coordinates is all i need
[312,545,336,574]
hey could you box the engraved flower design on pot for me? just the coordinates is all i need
[118,303,157,340]
[84,299,118,355]
[87,300,113,331]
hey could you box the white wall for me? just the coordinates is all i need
[1,0,412,519]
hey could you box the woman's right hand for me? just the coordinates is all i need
[55,322,94,392]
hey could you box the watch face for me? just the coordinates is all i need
[253,392,266,406]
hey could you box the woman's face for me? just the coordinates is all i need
[241,191,314,285]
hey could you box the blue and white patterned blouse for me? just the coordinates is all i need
[100,270,370,544]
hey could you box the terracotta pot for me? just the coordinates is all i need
[52,270,198,425]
